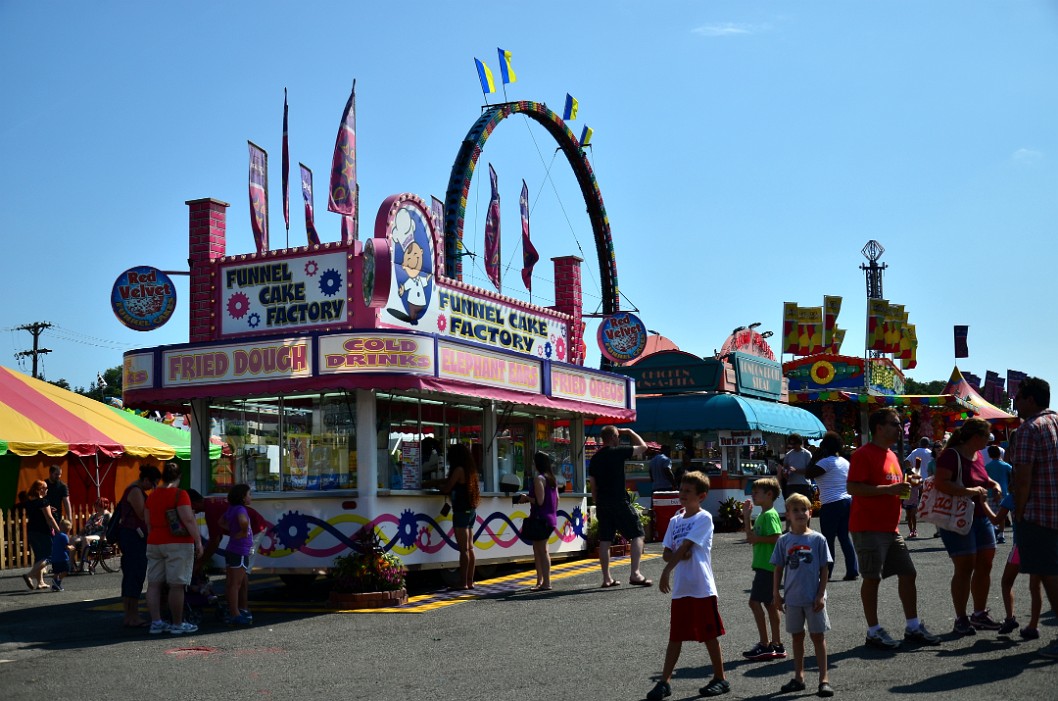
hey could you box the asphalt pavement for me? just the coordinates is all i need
[0,530,1053,700]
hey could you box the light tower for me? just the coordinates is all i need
[860,240,886,300]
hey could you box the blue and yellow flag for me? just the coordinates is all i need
[563,94,578,121]
[580,125,593,146]
[498,48,516,84]
[475,58,496,94]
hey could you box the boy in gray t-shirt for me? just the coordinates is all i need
[770,493,834,697]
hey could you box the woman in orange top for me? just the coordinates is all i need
[144,462,203,635]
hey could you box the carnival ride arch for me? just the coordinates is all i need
[442,101,620,320]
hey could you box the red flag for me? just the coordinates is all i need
[247,141,268,253]
[300,163,320,246]
[329,81,357,240]
[282,89,290,232]
[520,180,539,291]
[484,164,501,291]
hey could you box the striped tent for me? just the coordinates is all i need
[0,365,221,507]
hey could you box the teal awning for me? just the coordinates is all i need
[631,393,826,438]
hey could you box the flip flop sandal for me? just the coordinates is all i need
[22,574,34,590]
[629,578,653,587]
[781,679,807,693]
[817,682,834,697]
[700,678,731,697]
[601,580,621,588]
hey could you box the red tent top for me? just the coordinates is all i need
[942,366,1019,425]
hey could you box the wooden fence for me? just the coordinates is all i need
[1,504,101,570]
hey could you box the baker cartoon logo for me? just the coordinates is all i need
[386,206,433,325]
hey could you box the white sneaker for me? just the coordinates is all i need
[168,621,199,635]
[148,620,169,635]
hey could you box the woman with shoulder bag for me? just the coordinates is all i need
[119,465,161,627]
[23,480,60,590]
[437,444,480,591]
[934,418,1004,636]
[144,462,203,635]
[518,452,560,591]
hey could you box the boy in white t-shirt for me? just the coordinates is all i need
[646,471,730,700]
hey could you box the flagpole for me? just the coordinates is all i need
[284,88,290,249]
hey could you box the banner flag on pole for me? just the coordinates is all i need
[563,94,579,121]
[886,304,905,354]
[282,88,290,233]
[984,370,1000,404]
[867,299,889,351]
[498,48,516,84]
[520,179,539,291]
[1007,370,1027,401]
[328,80,357,243]
[475,59,496,94]
[797,306,824,355]
[954,325,969,358]
[823,295,842,349]
[831,327,846,354]
[484,163,501,291]
[781,302,799,354]
[248,140,269,253]
[963,371,982,392]
[299,164,320,246]
[580,125,593,146]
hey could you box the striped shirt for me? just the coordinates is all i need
[1011,409,1058,529]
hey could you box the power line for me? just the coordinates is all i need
[14,321,52,379]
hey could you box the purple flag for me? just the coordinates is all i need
[431,195,445,236]
[1008,370,1027,401]
[484,164,501,291]
[300,164,320,246]
[329,81,357,240]
[248,141,269,253]
[520,180,539,291]
[954,325,969,358]
[963,371,982,392]
[282,89,290,232]
[984,370,1000,404]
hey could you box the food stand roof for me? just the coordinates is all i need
[788,389,975,415]
[629,393,826,437]
[0,365,221,460]
[941,366,1019,425]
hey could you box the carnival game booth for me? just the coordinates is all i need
[785,353,975,447]
[0,365,222,510]
[123,192,636,576]
[615,329,826,517]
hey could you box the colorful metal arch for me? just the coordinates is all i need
[443,101,619,317]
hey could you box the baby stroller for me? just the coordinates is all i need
[182,572,221,626]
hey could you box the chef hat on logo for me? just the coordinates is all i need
[393,208,417,250]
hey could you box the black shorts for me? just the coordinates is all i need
[596,501,644,542]
[749,568,774,604]
[1016,519,1058,576]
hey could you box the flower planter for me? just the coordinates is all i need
[329,588,408,610]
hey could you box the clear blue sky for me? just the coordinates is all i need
[2,1,1057,393]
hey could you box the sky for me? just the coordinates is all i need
[2,1,1057,395]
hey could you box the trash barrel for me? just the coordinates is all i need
[652,491,681,543]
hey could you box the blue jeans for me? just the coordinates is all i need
[818,497,858,578]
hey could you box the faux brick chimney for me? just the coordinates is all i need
[552,255,584,365]
[186,198,229,343]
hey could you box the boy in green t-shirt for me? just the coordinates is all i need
[741,477,785,661]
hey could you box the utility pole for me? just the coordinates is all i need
[15,321,53,379]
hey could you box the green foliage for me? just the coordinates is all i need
[715,497,744,533]
[903,378,947,395]
[331,528,406,593]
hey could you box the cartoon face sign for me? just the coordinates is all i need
[386,205,434,326]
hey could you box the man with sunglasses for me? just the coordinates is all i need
[847,408,939,650]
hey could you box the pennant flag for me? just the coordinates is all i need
[823,295,842,349]
[282,88,290,232]
[984,370,1000,404]
[1008,370,1027,401]
[831,327,846,354]
[563,93,579,121]
[580,125,593,146]
[781,302,799,354]
[867,299,889,351]
[954,325,969,358]
[885,304,905,354]
[299,164,320,246]
[520,180,539,291]
[498,48,516,84]
[484,164,501,291]
[963,371,982,392]
[475,58,496,94]
[247,141,269,253]
[797,306,824,355]
[898,323,917,360]
[328,81,358,243]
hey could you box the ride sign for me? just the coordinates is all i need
[111,266,177,331]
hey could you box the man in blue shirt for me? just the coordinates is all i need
[985,445,1013,543]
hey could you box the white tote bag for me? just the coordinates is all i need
[917,449,974,536]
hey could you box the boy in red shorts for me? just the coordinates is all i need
[647,471,729,699]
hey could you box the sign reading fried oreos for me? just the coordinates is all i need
[219,251,349,336]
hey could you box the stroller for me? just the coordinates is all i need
[182,572,222,625]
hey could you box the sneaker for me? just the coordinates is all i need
[768,643,787,659]
[909,530,917,538]
[240,609,254,624]
[168,621,199,635]
[1021,627,1040,640]
[996,533,1006,544]
[646,681,671,701]
[229,613,253,626]
[953,616,977,636]
[1039,640,1058,660]
[50,579,63,592]
[904,622,941,645]
[742,642,773,660]
[148,620,169,635]
[998,617,1019,636]
[970,610,1002,630]
[866,627,901,649]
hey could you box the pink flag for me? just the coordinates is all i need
[282,88,290,232]
[328,81,357,240]
[484,164,501,291]
[248,141,269,253]
[300,163,320,246]
[520,180,539,291]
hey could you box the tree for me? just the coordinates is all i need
[904,378,947,395]
[47,366,124,404]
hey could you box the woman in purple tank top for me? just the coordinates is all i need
[518,452,560,591]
